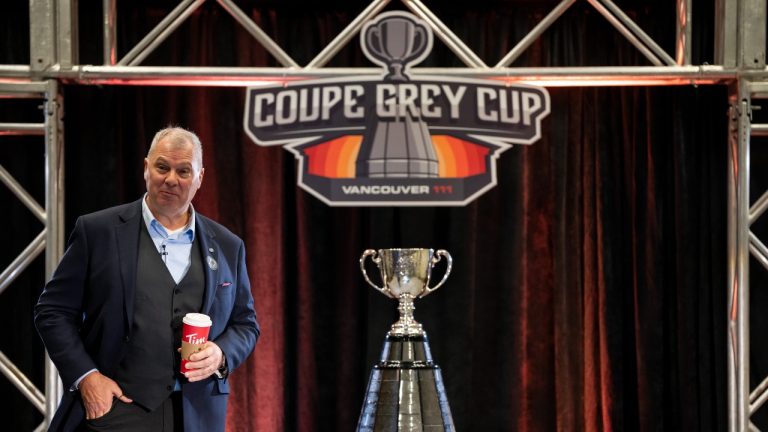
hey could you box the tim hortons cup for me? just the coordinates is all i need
[359,248,452,336]
[181,313,212,373]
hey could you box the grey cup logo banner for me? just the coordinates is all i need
[244,11,551,206]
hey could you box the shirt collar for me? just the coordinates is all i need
[141,193,196,242]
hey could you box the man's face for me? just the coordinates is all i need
[143,138,204,222]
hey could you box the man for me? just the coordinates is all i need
[35,126,259,431]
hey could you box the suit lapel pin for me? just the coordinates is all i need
[208,248,214,253]
[206,256,218,271]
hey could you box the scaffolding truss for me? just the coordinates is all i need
[0,0,765,430]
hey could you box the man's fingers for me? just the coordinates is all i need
[188,344,214,361]
[85,402,110,420]
[184,359,217,381]
[117,394,133,403]
[182,342,222,381]
[80,373,129,419]
[85,392,132,419]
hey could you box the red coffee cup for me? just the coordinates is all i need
[181,313,212,373]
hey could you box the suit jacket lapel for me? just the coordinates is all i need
[196,216,219,314]
[116,200,142,333]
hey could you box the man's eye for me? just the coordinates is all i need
[178,170,191,178]
[156,165,169,172]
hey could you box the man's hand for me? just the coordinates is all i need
[79,371,132,419]
[183,341,224,382]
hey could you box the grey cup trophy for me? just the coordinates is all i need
[357,248,455,432]
[360,248,452,336]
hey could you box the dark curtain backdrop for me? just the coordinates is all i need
[0,1,741,431]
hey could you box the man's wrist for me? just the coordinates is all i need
[214,352,228,379]
[72,368,98,391]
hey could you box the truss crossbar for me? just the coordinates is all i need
[751,374,768,405]
[751,124,768,136]
[587,0,663,66]
[0,230,46,295]
[751,384,768,416]
[750,189,768,224]
[306,0,390,68]
[0,64,738,88]
[750,233,768,274]
[404,0,487,68]
[0,165,46,222]
[0,82,48,94]
[216,0,299,68]
[496,0,576,68]
[118,0,204,66]
[0,351,45,414]
[597,0,676,65]
[0,123,45,135]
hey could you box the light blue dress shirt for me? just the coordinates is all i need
[140,195,196,284]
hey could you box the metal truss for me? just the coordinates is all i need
[1,0,733,87]
[0,80,64,431]
[730,78,768,432]
[0,0,766,430]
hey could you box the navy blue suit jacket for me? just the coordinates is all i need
[34,199,260,432]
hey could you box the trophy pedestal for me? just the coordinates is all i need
[357,334,454,432]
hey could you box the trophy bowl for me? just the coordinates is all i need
[360,248,452,336]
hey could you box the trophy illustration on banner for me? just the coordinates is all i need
[357,248,455,432]
[356,12,440,179]
[364,13,429,82]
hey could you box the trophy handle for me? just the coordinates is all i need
[365,27,386,62]
[409,25,428,61]
[360,249,390,296]
[422,249,452,297]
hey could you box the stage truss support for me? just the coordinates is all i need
[0,80,64,432]
[727,0,768,431]
[0,0,765,430]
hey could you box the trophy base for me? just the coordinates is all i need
[357,335,454,432]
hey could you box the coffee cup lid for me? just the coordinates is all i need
[183,313,212,327]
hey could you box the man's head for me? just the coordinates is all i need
[143,126,205,227]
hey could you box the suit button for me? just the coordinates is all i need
[174,308,181,313]
[167,385,172,391]
[174,289,180,295]
[124,336,130,342]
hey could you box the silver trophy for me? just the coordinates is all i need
[359,248,452,336]
[358,248,455,431]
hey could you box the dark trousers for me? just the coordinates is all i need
[85,392,183,432]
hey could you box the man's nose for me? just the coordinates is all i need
[164,171,179,185]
